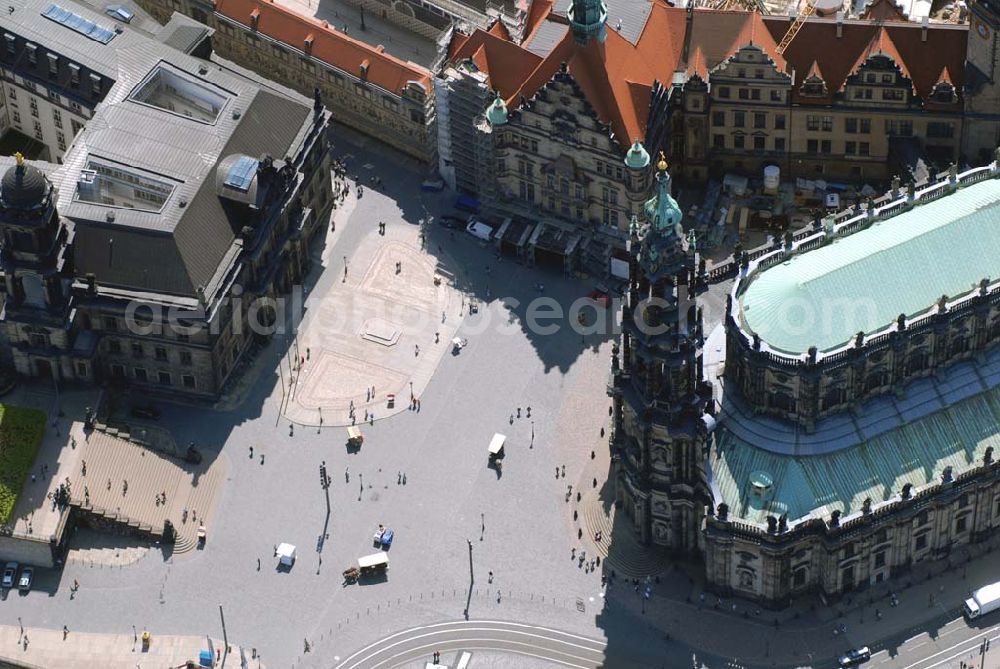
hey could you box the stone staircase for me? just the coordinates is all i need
[580,490,671,578]
[69,430,225,555]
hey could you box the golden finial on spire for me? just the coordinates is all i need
[657,151,668,172]
[14,151,24,167]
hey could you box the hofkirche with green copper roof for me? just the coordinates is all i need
[689,160,1000,607]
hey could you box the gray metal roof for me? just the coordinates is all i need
[0,0,318,298]
[156,12,212,55]
[606,0,654,45]
[524,20,567,57]
[2,0,150,78]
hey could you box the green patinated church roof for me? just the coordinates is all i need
[739,178,1000,354]
[711,370,1000,525]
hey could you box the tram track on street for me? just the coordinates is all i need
[333,619,607,669]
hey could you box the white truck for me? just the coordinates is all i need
[964,580,1000,620]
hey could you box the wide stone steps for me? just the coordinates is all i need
[70,430,218,554]
[579,490,670,578]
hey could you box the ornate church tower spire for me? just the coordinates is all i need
[609,154,714,553]
[567,0,607,45]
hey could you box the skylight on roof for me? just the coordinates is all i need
[75,159,177,213]
[224,156,258,191]
[41,4,116,44]
[129,64,229,124]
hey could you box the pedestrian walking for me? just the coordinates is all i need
[260,453,265,465]
[345,469,350,483]
[517,407,521,418]
[527,406,531,417]
[81,460,86,476]
[107,478,111,491]
[417,399,421,411]
[249,446,254,458]
[402,473,407,485]
[562,465,566,477]
[488,570,494,583]
[257,558,261,571]
[555,467,559,478]
[366,388,371,401]
[63,625,68,639]
[397,472,402,484]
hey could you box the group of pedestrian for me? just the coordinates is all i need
[396,471,408,485]
[409,397,421,411]
[154,490,167,507]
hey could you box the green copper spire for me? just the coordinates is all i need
[567,0,607,45]
[639,153,686,276]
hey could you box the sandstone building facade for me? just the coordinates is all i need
[0,0,332,398]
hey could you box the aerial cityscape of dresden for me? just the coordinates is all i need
[0,0,999,663]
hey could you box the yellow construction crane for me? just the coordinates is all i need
[776,0,815,54]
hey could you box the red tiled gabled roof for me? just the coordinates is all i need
[687,45,708,78]
[685,10,788,79]
[805,59,825,81]
[215,0,432,95]
[507,2,686,146]
[861,0,908,22]
[488,18,512,40]
[450,28,543,97]
[761,16,966,105]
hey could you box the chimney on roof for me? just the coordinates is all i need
[836,10,843,37]
[376,44,385,53]
[360,59,369,80]
[250,8,259,31]
[304,34,314,56]
[921,16,928,42]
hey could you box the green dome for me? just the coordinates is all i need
[486,94,508,126]
[638,163,686,275]
[624,140,650,170]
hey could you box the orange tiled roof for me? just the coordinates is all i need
[686,10,788,79]
[762,16,967,105]
[450,6,966,151]
[506,2,686,147]
[215,0,432,95]
[450,28,543,97]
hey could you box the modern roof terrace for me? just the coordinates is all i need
[739,178,1000,354]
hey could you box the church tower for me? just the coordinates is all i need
[567,0,607,44]
[0,153,74,378]
[609,154,713,553]
[963,0,1000,162]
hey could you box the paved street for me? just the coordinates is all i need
[2,133,1000,669]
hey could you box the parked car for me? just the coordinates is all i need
[17,566,33,592]
[105,4,134,21]
[131,404,160,420]
[838,646,871,667]
[2,562,18,589]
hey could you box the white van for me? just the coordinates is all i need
[466,217,494,242]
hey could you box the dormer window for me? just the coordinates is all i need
[801,78,826,97]
[931,81,956,103]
